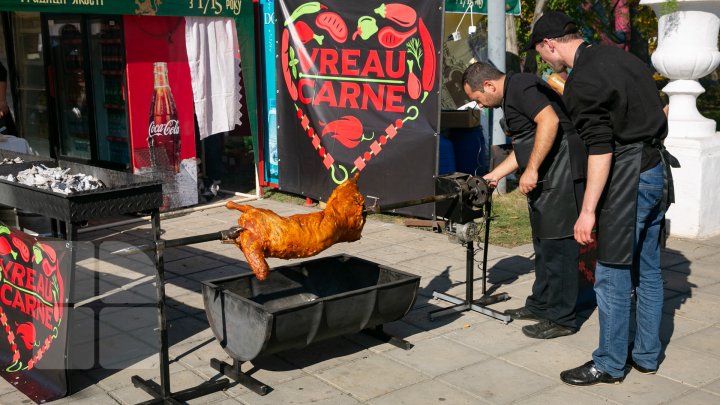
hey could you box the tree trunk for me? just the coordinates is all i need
[531,0,548,29]
[506,15,521,72]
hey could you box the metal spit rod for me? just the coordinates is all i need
[111,227,242,256]
[364,192,458,214]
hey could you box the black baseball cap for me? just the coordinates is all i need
[524,11,579,51]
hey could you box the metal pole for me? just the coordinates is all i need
[488,0,508,193]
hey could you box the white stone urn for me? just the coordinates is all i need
[642,0,720,138]
[642,0,720,238]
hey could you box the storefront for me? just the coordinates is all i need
[0,1,258,209]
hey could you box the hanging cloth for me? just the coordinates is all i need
[185,17,243,139]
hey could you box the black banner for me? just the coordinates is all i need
[0,225,70,402]
[276,0,444,217]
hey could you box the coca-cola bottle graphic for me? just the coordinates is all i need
[148,62,181,173]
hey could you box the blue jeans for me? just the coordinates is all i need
[592,162,665,377]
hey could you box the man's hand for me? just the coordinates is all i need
[483,173,499,188]
[574,211,595,245]
[0,101,8,118]
[518,169,538,195]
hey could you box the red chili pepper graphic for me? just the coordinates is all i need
[16,322,37,351]
[281,28,299,101]
[294,21,324,45]
[378,26,417,49]
[40,242,57,264]
[374,3,417,27]
[316,12,348,43]
[0,237,14,257]
[407,60,421,100]
[320,116,364,148]
[418,18,436,97]
[11,236,30,262]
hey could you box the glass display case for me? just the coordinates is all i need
[48,17,91,159]
[11,12,50,156]
[89,17,129,166]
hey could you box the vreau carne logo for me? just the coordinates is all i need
[280,1,438,184]
[0,226,64,372]
[149,119,180,138]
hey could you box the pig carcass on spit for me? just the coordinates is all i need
[226,174,366,280]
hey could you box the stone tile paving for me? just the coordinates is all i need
[1,198,719,404]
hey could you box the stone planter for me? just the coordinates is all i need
[642,0,720,238]
[642,0,720,137]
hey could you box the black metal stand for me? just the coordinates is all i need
[428,201,511,323]
[209,323,412,396]
[210,358,271,396]
[131,210,230,404]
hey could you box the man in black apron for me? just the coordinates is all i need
[527,11,678,385]
[462,62,585,339]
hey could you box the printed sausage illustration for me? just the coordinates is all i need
[316,12,348,43]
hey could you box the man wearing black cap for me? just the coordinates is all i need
[526,11,677,386]
[462,61,584,339]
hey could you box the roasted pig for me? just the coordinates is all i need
[226,174,366,280]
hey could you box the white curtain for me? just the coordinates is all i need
[185,17,243,139]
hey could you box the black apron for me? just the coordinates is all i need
[501,98,577,239]
[596,143,642,265]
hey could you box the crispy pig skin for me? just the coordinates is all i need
[226,174,366,280]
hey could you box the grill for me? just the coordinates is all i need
[0,152,162,227]
[202,254,420,361]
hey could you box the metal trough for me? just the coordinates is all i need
[202,254,420,362]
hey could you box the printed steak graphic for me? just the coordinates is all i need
[0,230,65,373]
[281,1,437,184]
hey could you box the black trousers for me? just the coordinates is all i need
[525,236,580,329]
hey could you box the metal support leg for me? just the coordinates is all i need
[362,325,414,350]
[429,201,511,323]
[132,209,229,404]
[210,358,270,396]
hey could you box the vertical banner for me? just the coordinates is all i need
[0,225,70,402]
[124,16,198,210]
[276,0,444,218]
[261,0,280,185]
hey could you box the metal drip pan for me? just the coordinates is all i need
[202,254,420,361]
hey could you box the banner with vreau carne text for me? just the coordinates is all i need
[276,0,443,217]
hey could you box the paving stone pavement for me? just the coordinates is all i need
[2,197,720,404]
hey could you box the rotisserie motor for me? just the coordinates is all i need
[226,174,366,280]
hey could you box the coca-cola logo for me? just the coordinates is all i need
[148,120,180,137]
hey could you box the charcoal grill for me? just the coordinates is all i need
[201,255,419,393]
[0,152,162,239]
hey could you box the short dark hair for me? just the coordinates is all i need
[462,62,504,92]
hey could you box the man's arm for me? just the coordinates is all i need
[483,151,519,188]
[574,153,612,245]
[519,105,559,195]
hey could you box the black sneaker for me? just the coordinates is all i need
[503,307,543,321]
[628,358,657,375]
[522,320,577,339]
[561,361,624,386]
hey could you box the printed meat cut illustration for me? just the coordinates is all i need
[226,174,366,280]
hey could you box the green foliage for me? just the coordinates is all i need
[660,0,679,15]
[515,0,661,63]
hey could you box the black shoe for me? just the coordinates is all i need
[560,361,624,386]
[504,307,543,321]
[522,320,577,339]
[628,358,657,375]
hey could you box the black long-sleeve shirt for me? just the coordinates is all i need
[563,45,667,170]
